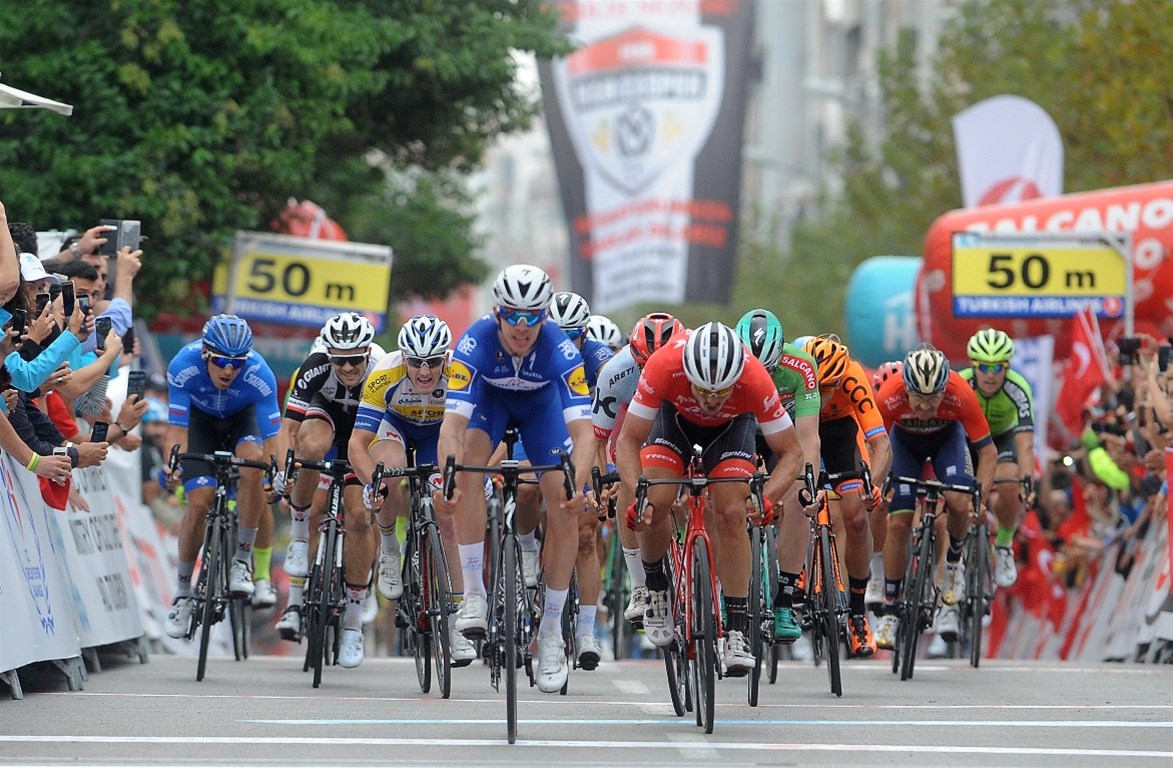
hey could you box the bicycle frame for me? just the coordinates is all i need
[634,445,767,735]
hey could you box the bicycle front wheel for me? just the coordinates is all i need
[407,535,432,695]
[747,527,765,706]
[311,524,339,689]
[967,524,990,668]
[817,526,842,697]
[502,533,521,744]
[196,515,222,682]
[899,524,933,681]
[690,543,717,734]
[426,522,452,699]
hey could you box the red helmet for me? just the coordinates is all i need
[872,360,903,391]
[629,312,685,366]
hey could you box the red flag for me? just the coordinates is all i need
[1054,306,1107,438]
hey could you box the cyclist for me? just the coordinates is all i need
[873,343,996,648]
[959,328,1034,588]
[587,314,623,352]
[163,314,282,639]
[271,312,383,667]
[865,360,904,609]
[801,335,892,657]
[512,291,613,669]
[435,264,596,694]
[345,314,478,667]
[735,309,821,645]
[592,312,685,627]
[617,321,807,676]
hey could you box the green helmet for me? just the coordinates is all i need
[735,309,785,370]
[967,328,1015,363]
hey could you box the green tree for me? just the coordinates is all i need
[0,0,570,313]
[765,0,1173,339]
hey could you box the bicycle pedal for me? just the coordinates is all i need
[394,614,409,629]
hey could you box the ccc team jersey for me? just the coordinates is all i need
[167,340,282,439]
[354,350,449,433]
[819,358,887,441]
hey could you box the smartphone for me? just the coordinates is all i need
[127,370,147,400]
[8,309,26,335]
[121,326,135,351]
[60,281,75,319]
[48,281,62,302]
[98,219,142,256]
[1118,337,1141,366]
[1159,344,1172,373]
[35,293,51,316]
[90,421,109,443]
[94,317,113,350]
[78,295,91,315]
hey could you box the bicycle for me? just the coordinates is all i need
[442,450,576,745]
[166,446,275,682]
[890,475,980,681]
[283,449,351,689]
[371,455,455,698]
[798,462,873,698]
[633,445,768,735]
[956,476,1024,666]
[591,467,638,661]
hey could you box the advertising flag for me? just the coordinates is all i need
[1053,305,1107,439]
[538,0,755,313]
[952,95,1063,208]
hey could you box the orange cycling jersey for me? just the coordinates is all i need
[628,340,792,435]
[875,370,992,444]
[819,359,886,441]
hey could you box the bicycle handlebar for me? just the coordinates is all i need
[592,467,621,521]
[442,452,576,502]
[893,475,980,502]
[632,471,767,527]
[283,447,352,479]
[167,445,276,479]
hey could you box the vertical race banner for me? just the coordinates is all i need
[952,95,1064,208]
[539,0,754,313]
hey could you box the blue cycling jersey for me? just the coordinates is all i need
[445,316,592,424]
[580,337,614,390]
[167,340,282,439]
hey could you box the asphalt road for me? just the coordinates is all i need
[2,648,1170,767]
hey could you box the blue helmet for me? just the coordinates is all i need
[202,314,253,356]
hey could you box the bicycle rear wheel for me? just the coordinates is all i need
[747,527,764,706]
[661,550,688,717]
[967,524,990,668]
[196,515,221,682]
[691,543,717,734]
[817,526,842,697]
[426,523,452,699]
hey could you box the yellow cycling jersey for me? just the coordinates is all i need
[355,350,449,430]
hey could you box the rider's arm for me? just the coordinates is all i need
[438,411,470,467]
[973,438,997,502]
[567,417,597,497]
[762,424,803,507]
[794,413,821,470]
[868,431,893,487]
[615,411,653,498]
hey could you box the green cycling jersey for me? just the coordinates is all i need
[770,342,821,419]
[958,366,1035,437]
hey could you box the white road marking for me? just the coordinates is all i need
[0,735,1169,758]
[241,718,1172,728]
[612,679,650,695]
[668,732,720,760]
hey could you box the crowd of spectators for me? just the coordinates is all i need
[1024,334,1170,592]
[0,196,150,510]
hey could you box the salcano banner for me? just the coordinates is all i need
[539,0,754,313]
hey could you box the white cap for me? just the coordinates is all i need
[19,253,58,284]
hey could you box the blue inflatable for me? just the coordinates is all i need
[844,256,922,368]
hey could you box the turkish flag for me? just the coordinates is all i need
[1054,306,1108,439]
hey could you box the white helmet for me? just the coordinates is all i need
[321,312,376,351]
[587,314,622,350]
[903,343,950,395]
[549,291,591,331]
[397,315,452,357]
[682,322,746,392]
[492,264,553,311]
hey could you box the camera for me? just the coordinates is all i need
[1091,421,1127,438]
[1118,336,1141,366]
[97,219,142,257]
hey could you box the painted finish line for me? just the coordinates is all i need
[1,735,1170,759]
[244,717,1171,729]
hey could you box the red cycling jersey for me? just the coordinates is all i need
[627,339,792,435]
[876,370,992,444]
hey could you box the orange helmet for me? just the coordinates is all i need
[803,335,851,388]
[629,312,685,366]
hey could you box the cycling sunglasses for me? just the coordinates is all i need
[563,326,586,341]
[692,383,735,400]
[209,354,247,371]
[975,362,1008,374]
[329,353,368,368]
[498,306,547,327]
[405,355,445,369]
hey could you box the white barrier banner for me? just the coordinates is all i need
[51,465,143,648]
[0,454,81,671]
